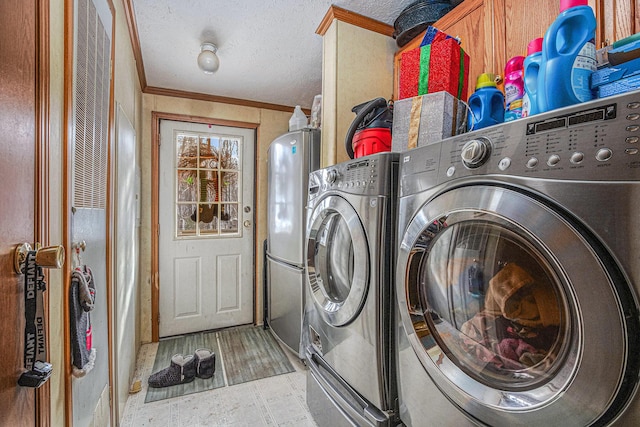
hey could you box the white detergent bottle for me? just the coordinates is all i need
[289,105,308,131]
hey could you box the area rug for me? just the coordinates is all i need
[144,326,294,403]
[144,331,225,403]
[217,325,295,386]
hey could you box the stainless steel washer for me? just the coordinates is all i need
[303,152,399,427]
[395,90,640,426]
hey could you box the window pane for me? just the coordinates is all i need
[199,215,218,234]
[177,134,198,166]
[199,136,219,169]
[220,203,238,234]
[220,172,238,202]
[177,169,197,202]
[220,138,239,170]
[177,204,197,236]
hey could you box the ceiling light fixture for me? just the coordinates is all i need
[197,42,219,74]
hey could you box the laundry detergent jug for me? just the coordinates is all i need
[523,38,543,117]
[467,73,504,131]
[538,0,596,113]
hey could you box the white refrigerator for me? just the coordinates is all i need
[266,128,320,357]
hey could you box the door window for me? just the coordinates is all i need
[313,212,354,303]
[407,216,568,390]
[175,132,240,237]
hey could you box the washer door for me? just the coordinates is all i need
[307,195,369,327]
[397,185,639,426]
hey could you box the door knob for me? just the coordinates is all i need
[14,243,65,274]
[243,220,251,228]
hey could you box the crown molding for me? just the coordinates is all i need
[144,86,306,113]
[316,5,394,37]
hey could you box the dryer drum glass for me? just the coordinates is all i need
[314,212,354,304]
[412,219,569,390]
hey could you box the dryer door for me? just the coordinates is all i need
[396,185,639,426]
[307,195,369,327]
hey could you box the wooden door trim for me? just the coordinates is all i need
[36,0,51,425]
[62,0,73,423]
[104,1,116,427]
[63,0,116,425]
[150,112,259,342]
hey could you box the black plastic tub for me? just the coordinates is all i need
[393,0,457,47]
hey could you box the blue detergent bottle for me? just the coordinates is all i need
[522,38,543,117]
[467,73,505,131]
[538,0,596,113]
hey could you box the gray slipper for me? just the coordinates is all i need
[194,348,215,379]
[148,354,196,388]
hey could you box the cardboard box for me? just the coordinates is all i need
[591,57,640,97]
[598,74,640,97]
[392,92,467,152]
[592,57,640,87]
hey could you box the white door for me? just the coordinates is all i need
[159,120,255,337]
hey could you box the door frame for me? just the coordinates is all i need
[36,0,51,425]
[150,112,259,341]
[63,0,116,425]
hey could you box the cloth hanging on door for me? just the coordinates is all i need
[17,251,53,388]
[69,265,96,376]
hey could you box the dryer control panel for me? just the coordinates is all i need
[402,90,640,186]
[309,152,399,198]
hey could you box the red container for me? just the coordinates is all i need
[352,128,392,158]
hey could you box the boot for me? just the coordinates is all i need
[194,348,216,379]
[148,354,196,388]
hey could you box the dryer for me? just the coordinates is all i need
[303,152,399,427]
[395,90,640,426]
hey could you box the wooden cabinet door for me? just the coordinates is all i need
[592,0,638,47]
[498,0,559,66]
[437,0,491,97]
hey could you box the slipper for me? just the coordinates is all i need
[194,348,216,379]
[148,354,196,388]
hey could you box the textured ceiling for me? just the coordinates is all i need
[132,0,426,109]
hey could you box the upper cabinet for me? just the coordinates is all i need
[592,0,640,47]
[394,0,640,101]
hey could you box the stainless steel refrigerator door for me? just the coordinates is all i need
[267,129,320,265]
[266,254,305,356]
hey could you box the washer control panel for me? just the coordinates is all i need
[433,90,640,182]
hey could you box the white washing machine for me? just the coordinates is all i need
[303,152,399,427]
[395,90,640,426]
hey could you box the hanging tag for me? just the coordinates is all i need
[18,251,52,388]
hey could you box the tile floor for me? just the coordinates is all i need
[120,339,318,427]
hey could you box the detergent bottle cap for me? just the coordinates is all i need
[527,38,543,55]
[475,73,499,90]
[560,0,588,12]
[505,56,525,75]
